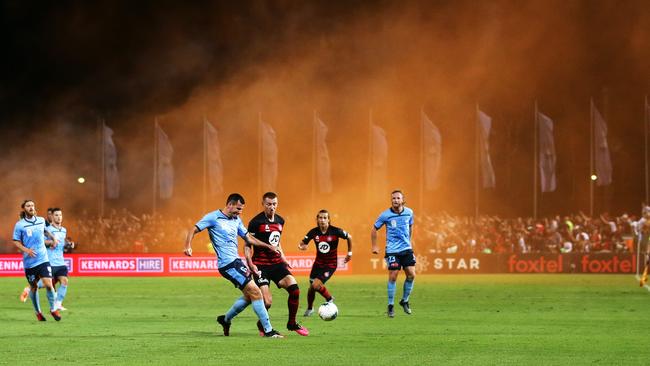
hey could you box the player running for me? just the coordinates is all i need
[13,200,62,321]
[245,192,309,336]
[46,208,70,310]
[20,207,71,310]
[298,209,352,316]
[638,206,650,286]
[184,193,284,338]
[371,190,416,318]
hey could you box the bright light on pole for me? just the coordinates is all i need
[590,174,597,181]
[77,177,86,184]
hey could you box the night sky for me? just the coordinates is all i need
[0,0,648,234]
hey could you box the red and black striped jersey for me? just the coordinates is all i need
[247,212,285,265]
[302,225,348,268]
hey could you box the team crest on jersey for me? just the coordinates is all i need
[26,228,33,237]
[390,220,397,228]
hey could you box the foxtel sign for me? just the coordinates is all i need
[507,254,637,274]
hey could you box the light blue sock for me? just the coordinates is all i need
[387,281,396,305]
[251,299,272,333]
[225,296,249,322]
[56,285,68,303]
[29,290,41,313]
[403,278,414,302]
[45,287,56,311]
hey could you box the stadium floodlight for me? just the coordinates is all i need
[77,177,86,184]
[590,174,597,181]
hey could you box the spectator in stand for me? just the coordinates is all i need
[58,206,644,255]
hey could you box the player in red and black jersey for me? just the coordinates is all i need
[298,209,352,316]
[245,192,309,336]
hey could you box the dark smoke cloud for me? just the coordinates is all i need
[0,0,648,245]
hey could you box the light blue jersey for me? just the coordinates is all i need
[13,216,49,269]
[195,210,248,268]
[373,207,414,254]
[45,225,67,267]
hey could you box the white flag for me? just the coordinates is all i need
[205,121,224,194]
[477,110,496,188]
[538,112,557,192]
[314,117,333,193]
[103,124,120,199]
[421,111,442,190]
[156,124,174,199]
[370,124,388,192]
[593,104,612,186]
[260,121,278,192]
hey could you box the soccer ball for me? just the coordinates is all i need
[318,302,338,321]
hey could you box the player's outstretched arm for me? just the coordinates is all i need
[371,227,379,254]
[244,244,260,277]
[44,230,59,248]
[344,234,353,263]
[298,241,308,251]
[244,233,279,252]
[277,245,292,268]
[184,227,199,256]
[14,240,36,257]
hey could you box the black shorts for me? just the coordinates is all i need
[51,265,69,278]
[309,265,337,284]
[219,259,253,290]
[256,263,292,288]
[385,250,416,271]
[25,262,52,284]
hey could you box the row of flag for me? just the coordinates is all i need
[473,100,614,192]
[103,122,181,200]
[101,100,645,199]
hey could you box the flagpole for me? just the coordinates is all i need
[258,112,262,196]
[602,87,609,212]
[99,118,105,218]
[589,99,594,217]
[312,110,317,209]
[533,101,538,219]
[367,109,373,204]
[153,117,158,217]
[475,103,479,219]
[202,117,207,212]
[645,95,649,204]
[419,108,424,214]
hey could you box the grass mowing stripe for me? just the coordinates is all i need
[1,275,648,365]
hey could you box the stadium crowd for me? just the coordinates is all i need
[414,211,641,255]
[65,209,192,253]
[55,208,647,255]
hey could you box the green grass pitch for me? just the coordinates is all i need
[1,275,648,365]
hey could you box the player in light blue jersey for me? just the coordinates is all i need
[46,208,70,311]
[184,193,284,338]
[20,207,72,309]
[13,200,62,321]
[371,190,416,318]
